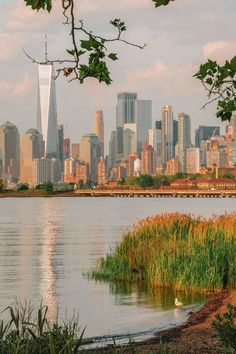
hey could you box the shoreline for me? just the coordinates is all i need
[133,290,235,353]
[1,190,236,198]
[83,290,235,353]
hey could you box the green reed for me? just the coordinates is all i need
[0,302,85,354]
[91,213,236,293]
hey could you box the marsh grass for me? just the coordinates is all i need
[0,301,85,354]
[91,213,236,293]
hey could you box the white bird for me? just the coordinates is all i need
[175,298,183,307]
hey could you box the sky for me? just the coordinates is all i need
[1,0,236,152]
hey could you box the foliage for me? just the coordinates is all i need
[136,174,154,188]
[92,213,236,292]
[0,302,85,354]
[17,184,29,191]
[0,179,4,192]
[42,181,54,194]
[24,0,236,121]
[212,304,236,350]
[23,0,145,84]
[195,58,236,122]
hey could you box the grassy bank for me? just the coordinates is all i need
[91,213,236,293]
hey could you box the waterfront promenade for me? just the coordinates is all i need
[75,189,236,198]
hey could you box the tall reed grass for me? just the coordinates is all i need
[91,213,236,292]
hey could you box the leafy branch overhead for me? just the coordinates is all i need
[24,0,236,122]
[24,0,146,84]
[195,58,236,122]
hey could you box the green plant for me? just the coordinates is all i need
[212,304,236,351]
[91,213,236,293]
[0,302,85,354]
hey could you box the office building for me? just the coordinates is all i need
[32,158,60,185]
[108,130,117,169]
[71,143,80,160]
[195,126,220,148]
[94,110,104,157]
[37,64,58,158]
[80,133,101,182]
[161,105,174,166]
[20,128,43,185]
[0,121,20,183]
[148,129,162,166]
[178,112,191,172]
[63,138,71,160]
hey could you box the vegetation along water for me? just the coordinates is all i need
[91,213,236,293]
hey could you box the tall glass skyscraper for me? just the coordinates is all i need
[37,64,58,158]
[178,112,191,172]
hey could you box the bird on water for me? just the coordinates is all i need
[175,298,183,307]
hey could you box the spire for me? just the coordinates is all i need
[45,33,48,62]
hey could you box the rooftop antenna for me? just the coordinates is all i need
[45,33,48,62]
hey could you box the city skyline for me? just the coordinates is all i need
[1,0,235,147]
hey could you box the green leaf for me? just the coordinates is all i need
[108,53,118,61]
[66,49,75,56]
[24,0,52,12]
[152,0,175,8]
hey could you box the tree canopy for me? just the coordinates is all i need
[24,0,236,122]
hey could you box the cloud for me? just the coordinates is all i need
[122,60,201,97]
[0,74,33,97]
[202,41,236,62]
[0,32,27,62]
[5,0,61,31]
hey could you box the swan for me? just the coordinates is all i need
[175,298,183,307]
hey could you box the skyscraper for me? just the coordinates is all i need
[0,121,20,183]
[141,144,156,175]
[80,133,101,182]
[161,105,174,166]
[37,64,58,158]
[94,110,104,158]
[178,112,191,172]
[20,128,43,185]
[195,126,220,148]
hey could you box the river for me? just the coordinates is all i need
[0,197,235,339]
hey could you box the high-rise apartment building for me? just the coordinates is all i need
[97,157,106,185]
[37,64,58,158]
[166,157,182,175]
[186,147,200,174]
[178,113,191,172]
[141,144,156,175]
[229,139,236,167]
[127,152,138,177]
[0,121,20,183]
[20,128,43,185]
[161,105,174,166]
[80,133,101,182]
[94,110,104,158]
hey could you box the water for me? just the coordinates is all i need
[0,197,235,339]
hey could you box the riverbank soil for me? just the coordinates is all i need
[86,290,236,353]
[140,290,236,353]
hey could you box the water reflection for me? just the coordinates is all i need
[40,200,60,321]
[0,197,235,336]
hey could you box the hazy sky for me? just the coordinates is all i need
[1,0,236,151]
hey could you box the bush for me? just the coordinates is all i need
[212,304,236,350]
